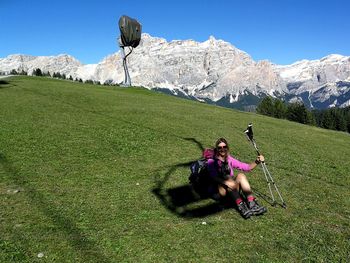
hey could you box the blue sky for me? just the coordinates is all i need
[1,0,349,65]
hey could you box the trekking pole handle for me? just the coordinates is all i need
[244,123,264,163]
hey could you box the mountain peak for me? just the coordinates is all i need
[320,54,347,62]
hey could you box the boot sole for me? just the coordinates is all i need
[241,211,253,219]
[251,208,267,216]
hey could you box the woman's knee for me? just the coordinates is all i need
[218,180,238,196]
[236,173,247,182]
[236,173,252,191]
[225,179,238,189]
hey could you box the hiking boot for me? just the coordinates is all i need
[237,201,252,219]
[248,200,267,215]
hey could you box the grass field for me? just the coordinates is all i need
[1,76,349,262]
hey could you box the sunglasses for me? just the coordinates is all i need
[217,145,228,150]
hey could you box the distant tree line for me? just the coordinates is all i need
[313,107,350,132]
[257,96,350,133]
[9,69,28,75]
[8,68,116,86]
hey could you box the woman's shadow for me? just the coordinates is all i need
[151,138,233,218]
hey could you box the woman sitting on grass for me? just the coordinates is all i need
[207,137,267,219]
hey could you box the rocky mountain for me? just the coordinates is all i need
[1,33,349,110]
[276,54,350,108]
[0,54,82,76]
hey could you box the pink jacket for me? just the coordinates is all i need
[207,155,251,178]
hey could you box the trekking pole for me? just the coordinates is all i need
[261,161,286,208]
[259,158,276,205]
[244,123,287,208]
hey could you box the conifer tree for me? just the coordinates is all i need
[332,108,347,131]
[321,110,335,129]
[33,68,43,76]
[10,69,18,75]
[286,102,309,124]
[19,69,27,75]
[346,109,350,133]
[273,99,287,119]
[256,96,274,116]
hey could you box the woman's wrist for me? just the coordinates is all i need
[255,159,261,165]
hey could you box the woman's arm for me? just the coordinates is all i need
[248,155,265,170]
[228,155,265,172]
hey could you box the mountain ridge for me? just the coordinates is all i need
[1,33,349,109]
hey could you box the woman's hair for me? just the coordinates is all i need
[214,137,230,156]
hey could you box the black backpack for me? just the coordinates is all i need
[189,148,214,185]
[189,158,208,185]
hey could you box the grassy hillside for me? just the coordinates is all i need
[1,76,349,262]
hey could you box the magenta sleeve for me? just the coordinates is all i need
[228,155,251,172]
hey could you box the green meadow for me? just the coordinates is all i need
[0,76,349,262]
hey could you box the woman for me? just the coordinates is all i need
[207,137,267,219]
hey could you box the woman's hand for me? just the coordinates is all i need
[250,155,264,170]
[256,155,265,164]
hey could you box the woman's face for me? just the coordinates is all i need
[217,142,228,157]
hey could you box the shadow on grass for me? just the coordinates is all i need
[152,186,230,218]
[0,80,9,85]
[182,137,205,152]
[0,80,12,88]
[0,153,112,263]
[252,186,288,208]
[251,187,276,207]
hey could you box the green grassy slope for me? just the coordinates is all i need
[0,76,349,262]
